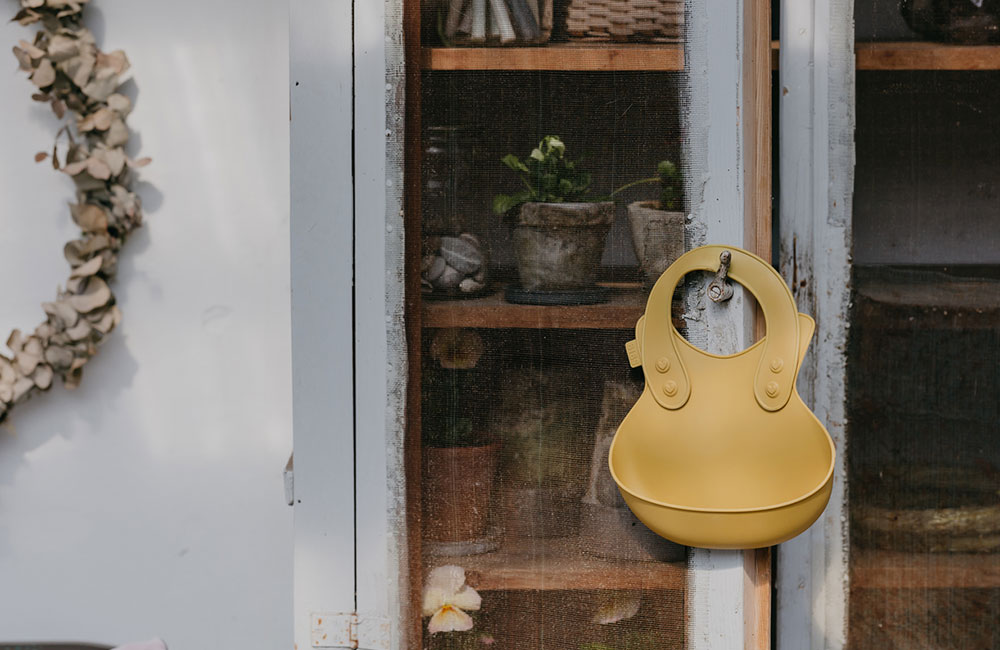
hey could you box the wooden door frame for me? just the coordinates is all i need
[775,0,855,648]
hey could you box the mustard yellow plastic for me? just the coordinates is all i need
[609,245,836,549]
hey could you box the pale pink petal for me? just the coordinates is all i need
[449,584,482,612]
[422,586,448,617]
[428,606,474,634]
[426,564,467,594]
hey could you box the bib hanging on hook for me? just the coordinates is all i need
[609,244,836,549]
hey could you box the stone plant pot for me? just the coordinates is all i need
[422,443,499,543]
[626,200,684,287]
[513,201,615,291]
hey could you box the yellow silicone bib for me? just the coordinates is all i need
[609,245,835,549]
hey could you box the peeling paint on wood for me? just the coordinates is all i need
[776,0,854,647]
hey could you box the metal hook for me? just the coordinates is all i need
[707,250,734,303]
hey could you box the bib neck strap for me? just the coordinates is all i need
[641,245,800,412]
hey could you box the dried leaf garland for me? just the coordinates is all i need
[1,0,150,422]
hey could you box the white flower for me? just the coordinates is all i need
[422,565,482,634]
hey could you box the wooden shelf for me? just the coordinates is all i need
[422,284,661,330]
[422,43,684,71]
[426,537,686,591]
[857,42,1000,70]
[774,40,1000,70]
[851,549,1000,589]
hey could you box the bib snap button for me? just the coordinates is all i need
[656,357,671,373]
[770,358,784,373]
[766,381,780,398]
[663,380,678,397]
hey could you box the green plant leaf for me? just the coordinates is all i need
[501,154,529,173]
[529,147,544,161]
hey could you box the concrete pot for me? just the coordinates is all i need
[626,200,684,287]
[422,443,499,542]
[513,202,614,291]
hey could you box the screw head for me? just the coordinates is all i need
[769,357,784,373]
[663,380,678,397]
[655,357,671,373]
[765,381,780,398]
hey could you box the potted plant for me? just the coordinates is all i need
[422,330,500,554]
[622,160,684,288]
[493,135,614,302]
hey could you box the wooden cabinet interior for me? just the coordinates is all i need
[405,3,693,648]
[847,3,1000,644]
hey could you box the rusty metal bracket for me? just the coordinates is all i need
[707,249,734,302]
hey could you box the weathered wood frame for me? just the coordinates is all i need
[775,0,855,648]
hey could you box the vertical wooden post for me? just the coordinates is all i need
[742,0,773,648]
[403,0,424,647]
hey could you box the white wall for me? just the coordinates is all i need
[0,2,292,648]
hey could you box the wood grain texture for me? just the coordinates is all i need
[425,537,686,591]
[404,0,424,646]
[422,285,684,330]
[743,1,773,647]
[851,550,1000,588]
[422,43,684,70]
[857,41,1000,70]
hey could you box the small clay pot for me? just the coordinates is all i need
[513,202,614,291]
[422,443,499,542]
[626,200,684,287]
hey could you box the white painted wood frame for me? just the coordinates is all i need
[775,0,855,648]
[290,0,779,646]
[290,1,359,648]
[684,0,772,647]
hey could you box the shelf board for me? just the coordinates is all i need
[422,284,662,330]
[851,549,1000,589]
[857,41,1000,70]
[422,43,684,71]
[426,537,686,591]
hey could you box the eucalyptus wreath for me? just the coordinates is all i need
[1,0,149,422]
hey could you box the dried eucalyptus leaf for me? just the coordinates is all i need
[65,319,91,341]
[70,203,108,232]
[0,384,12,405]
[16,351,40,375]
[62,159,88,176]
[12,376,34,403]
[63,367,82,389]
[32,363,53,390]
[0,358,16,384]
[23,0,45,8]
[85,156,111,180]
[94,146,125,176]
[69,255,102,278]
[13,8,43,25]
[67,276,111,313]
[30,58,55,88]
[61,50,95,88]
[18,39,44,59]
[44,345,74,371]
[105,117,128,147]
[81,66,118,101]
[106,92,131,114]
[46,34,79,62]
[7,329,23,352]
[35,323,55,340]
[34,151,48,162]
[97,49,129,75]
[50,98,65,119]
[31,92,49,101]
[90,308,116,334]
[130,157,152,168]
[12,46,33,71]
[42,300,79,329]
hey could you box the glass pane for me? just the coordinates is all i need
[849,7,1000,644]
[407,1,699,647]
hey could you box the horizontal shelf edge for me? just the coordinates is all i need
[422,44,685,71]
